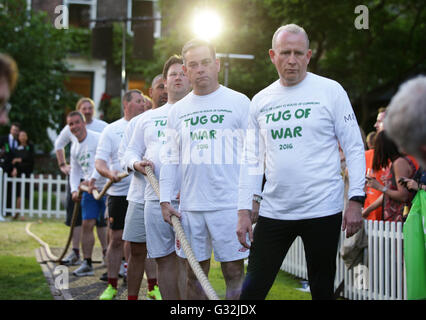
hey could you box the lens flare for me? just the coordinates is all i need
[192,9,222,40]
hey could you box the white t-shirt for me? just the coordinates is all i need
[70,130,106,193]
[238,72,366,220]
[95,118,132,196]
[54,118,108,151]
[159,85,250,211]
[125,103,180,201]
[118,113,146,204]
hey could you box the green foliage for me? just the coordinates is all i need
[110,22,163,91]
[67,27,91,57]
[156,0,426,128]
[0,0,78,152]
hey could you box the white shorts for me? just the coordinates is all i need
[177,208,249,262]
[122,201,146,243]
[144,200,179,258]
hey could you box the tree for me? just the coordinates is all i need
[155,0,426,131]
[0,0,78,152]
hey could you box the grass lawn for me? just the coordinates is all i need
[0,217,69,300]
[0,216,311,300]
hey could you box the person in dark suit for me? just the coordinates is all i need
[11,130,34,219]
[0,122,21,216]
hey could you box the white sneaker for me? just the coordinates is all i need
[119,261,127,279]
[0,215,5,222]
[62,251,81,266]
[73,260,94,277]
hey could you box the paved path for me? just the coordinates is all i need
[35,246,148,300]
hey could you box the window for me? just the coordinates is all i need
[64,0,97,29]
[64,71,94,98]
[68,3,91,28]
[128,0,161,38]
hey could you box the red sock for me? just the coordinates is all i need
[128,295,138,300]
[148,278,157,291]
[108,278,118,289]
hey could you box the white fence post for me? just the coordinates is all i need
[280,219,406,300]
[0,173,67,219]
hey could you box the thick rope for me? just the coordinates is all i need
[57,172,129,263]
[26,173,130,264]
[56,188,82,264]
[26,222,59,261]
[144,166,220,300]
[80,172,129,200]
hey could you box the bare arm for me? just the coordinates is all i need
[55,149,70,175]
[362,194,383,218]
[95,158,120,182]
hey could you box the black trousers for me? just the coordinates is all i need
[240,212,342,300]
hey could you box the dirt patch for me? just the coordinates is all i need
[50,247,148,300]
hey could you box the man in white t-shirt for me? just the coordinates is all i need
[95,90,145,300]
[55,98,108,266]
[119,75,166,300]
[67,111,108,277]
[237,24,365,300]
[159,39,251,300]
[126,55,191,299]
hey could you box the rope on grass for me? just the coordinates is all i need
[25,222,59,261]
[26,172,129,264]
[144,166,219,300]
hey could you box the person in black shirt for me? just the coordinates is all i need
[11,130,33,219]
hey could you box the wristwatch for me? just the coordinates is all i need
[349,196,365,206]
[253,195,262,204]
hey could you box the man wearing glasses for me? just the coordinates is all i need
[0,53,18,221]
[0,53,17,126]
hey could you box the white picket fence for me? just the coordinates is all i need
[281,219,406,300]
[0,168,407,300]
[0,168,68,218]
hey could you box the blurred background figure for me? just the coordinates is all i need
[0,53,18,221]
[362,131,417,222]
[11,130,34,220]
[374,107,386,133]
[363,109,388,221]
[0,53,18,126]
[0,122,21,216]
[366,131,376,150]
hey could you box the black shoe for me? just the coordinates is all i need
[100,272,108,281]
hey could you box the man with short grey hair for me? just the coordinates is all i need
[384,75,426,168]
[237,24,366,300]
